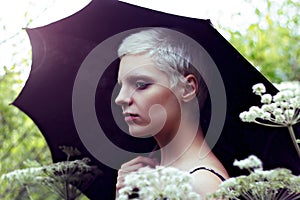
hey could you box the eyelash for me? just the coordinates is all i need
[135,81,150,90]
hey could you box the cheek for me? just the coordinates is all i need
[146,90,181,117]
[134,85,182,118]
[165,96,181,121]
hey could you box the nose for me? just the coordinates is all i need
[115,86,133,106]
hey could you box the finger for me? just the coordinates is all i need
[152,158,159,166]
[122,156,158,168]
[116,164,144,191]
[116,178,124,190]
[116,156,159,192]
[118,162,145,176]
[117,163,145,187]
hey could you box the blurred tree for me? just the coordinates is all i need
[0,64,52,199]
[0,43,89,200]
[220,0,300,82]
[0,1,54,198]
[0,4,52,198]
[0,1,91,198]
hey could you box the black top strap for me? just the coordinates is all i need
[190,167,226,182]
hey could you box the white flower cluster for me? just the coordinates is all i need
[233,155,263,171]
[117,166,201,200]
[1,157,101,200]
[208,155,300,200]
[43,158,95,180]
[40,157,101,199]
[239,82,300,126]
[1,166,44,186]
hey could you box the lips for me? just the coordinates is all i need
[123,112,139,122]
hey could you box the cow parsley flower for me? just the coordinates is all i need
[233,155,262,171]
[240,82,300,157]
[117,166,201,200]
[1,166,44,186]
[1,146,101,200]
[208,155,300,200]
[252,83,266,95]
[261,93,272,103]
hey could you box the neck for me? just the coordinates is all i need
[154,119,210,167]
[153,102,211,167]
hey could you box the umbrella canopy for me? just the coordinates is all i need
[13,0,300,199]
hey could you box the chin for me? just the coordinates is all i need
[128,126,157,138]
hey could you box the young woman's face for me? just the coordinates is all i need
[115,54,181,138]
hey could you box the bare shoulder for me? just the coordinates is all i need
[190,169,224,198]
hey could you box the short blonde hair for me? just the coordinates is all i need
[118,27,208,107]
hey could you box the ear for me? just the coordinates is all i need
[181,74,198,102]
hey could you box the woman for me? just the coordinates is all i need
[114,27,229,197]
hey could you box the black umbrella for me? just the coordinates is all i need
[13,0,300,199]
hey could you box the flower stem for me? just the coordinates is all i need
[65,180,70,200]
[25,185,34,200]
[287,125,300,158]
[254,120,285,127]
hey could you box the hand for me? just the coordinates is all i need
[116,156,159,191]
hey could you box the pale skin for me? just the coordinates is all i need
[115,53,229,198]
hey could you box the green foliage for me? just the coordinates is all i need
[0,62,53,199]
[0,2,54,198]
[0,48,90,200]
[222,0,300,82]
[0,1,91,199]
